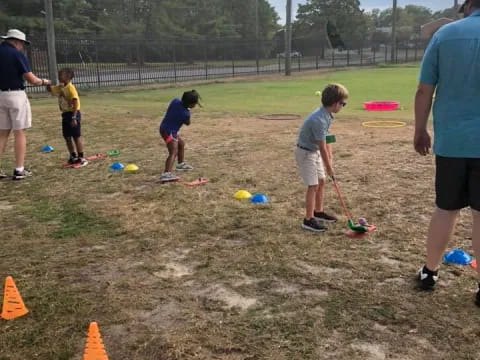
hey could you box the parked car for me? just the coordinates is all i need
[277,51,302,58]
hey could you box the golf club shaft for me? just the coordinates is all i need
[331,177,352,220]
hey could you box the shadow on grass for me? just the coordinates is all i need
[20,198,118,239]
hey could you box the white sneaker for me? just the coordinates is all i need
[159,172,179,182]
[0,170,8,179]
[176,162,194,171]
[77,158,89,167]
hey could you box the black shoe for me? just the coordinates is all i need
[417,265,438,290]
[302,218,327,232]
[475,284,480,307]
[12,169,32,180]
[68,156,78,164]
[314,211,337,223]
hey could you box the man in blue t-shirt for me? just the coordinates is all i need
[0,29,51,180]
[158,90,200,182]
[414,1,480,306]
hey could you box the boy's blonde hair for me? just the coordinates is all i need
[321,83,349,107]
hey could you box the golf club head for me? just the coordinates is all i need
[347,219,368,233]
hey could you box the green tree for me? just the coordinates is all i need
[294,0,369,51]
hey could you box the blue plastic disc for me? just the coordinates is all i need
[443,248,473,265]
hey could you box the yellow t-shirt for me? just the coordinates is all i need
[50,82,81,112]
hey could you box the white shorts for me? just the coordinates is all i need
[0,91,32,130]
[294,146,326,186]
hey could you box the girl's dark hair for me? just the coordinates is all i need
[59,68,74,79]
[182,90,200,106]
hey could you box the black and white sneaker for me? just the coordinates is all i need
[0,170,8,179]
[76,158,88,167]
[302,218,327,232]
[12,169,32,181]
[314,211,337,223]
[475,284,480,307]
[68,156,78,165]
[417,265,438,290]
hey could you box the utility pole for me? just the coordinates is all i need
[255,0,259,40]
[285,0,292,76]
[255,0,259,73]
[454,0,459,8]
[391,0,397,63]
[44,0,58,84]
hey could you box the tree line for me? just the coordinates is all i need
[0,0,280,40]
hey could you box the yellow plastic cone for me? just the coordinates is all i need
[124,163,139,172]
[234,190,252,200]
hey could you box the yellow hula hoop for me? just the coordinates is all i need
[361,120,407,128]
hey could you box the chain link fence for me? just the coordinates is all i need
[25,35,428,92]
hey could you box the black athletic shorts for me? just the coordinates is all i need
[62,111,81,138]
[436,156,480,211]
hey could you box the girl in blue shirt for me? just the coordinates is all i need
[159,90,200,182]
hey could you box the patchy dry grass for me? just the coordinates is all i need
[1,69,479,359]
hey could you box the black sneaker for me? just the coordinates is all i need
[0,170,8,179]
[475,284,480,307]
[68,156,78,164]
[417,265,438,290]
[314,211,337,223]
[12,169,32,180]
[302,218,327,232]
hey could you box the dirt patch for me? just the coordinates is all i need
[196,284,258,311]
[351,342,386,360]
[0,200,13,211]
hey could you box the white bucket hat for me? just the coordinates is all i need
[1,29,30,45]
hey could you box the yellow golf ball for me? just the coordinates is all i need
[315,91,321,96]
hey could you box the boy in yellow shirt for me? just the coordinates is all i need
[47,68,87,166]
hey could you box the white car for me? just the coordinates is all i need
[277,51,302,58]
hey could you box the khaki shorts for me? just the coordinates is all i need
[294,146,326,186]
[0,91,32,130]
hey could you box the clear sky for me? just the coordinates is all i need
[271,0,456,23]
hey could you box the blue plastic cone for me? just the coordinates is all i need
[250,193,268,203]
[109,162,124,171]
[41,145,54,152]
[443,248,473,265]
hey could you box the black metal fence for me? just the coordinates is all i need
[25,36,428,92]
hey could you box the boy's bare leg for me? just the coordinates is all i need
[305,185,317,219]
[472,209,480,278]
[13,129,26,168]
[177,136,185,164]
[73,136,84,155]
[164,140,178,173]
[425,207,459,271]
[0,130,11,171]
[0,129,11,158]
[314,178,325,213]
[65,137,75,154]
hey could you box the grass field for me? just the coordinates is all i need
[1,65,479,360]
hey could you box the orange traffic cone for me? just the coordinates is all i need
[83,322,109,360]
[1,276,29,320]
[471,258,477,270]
